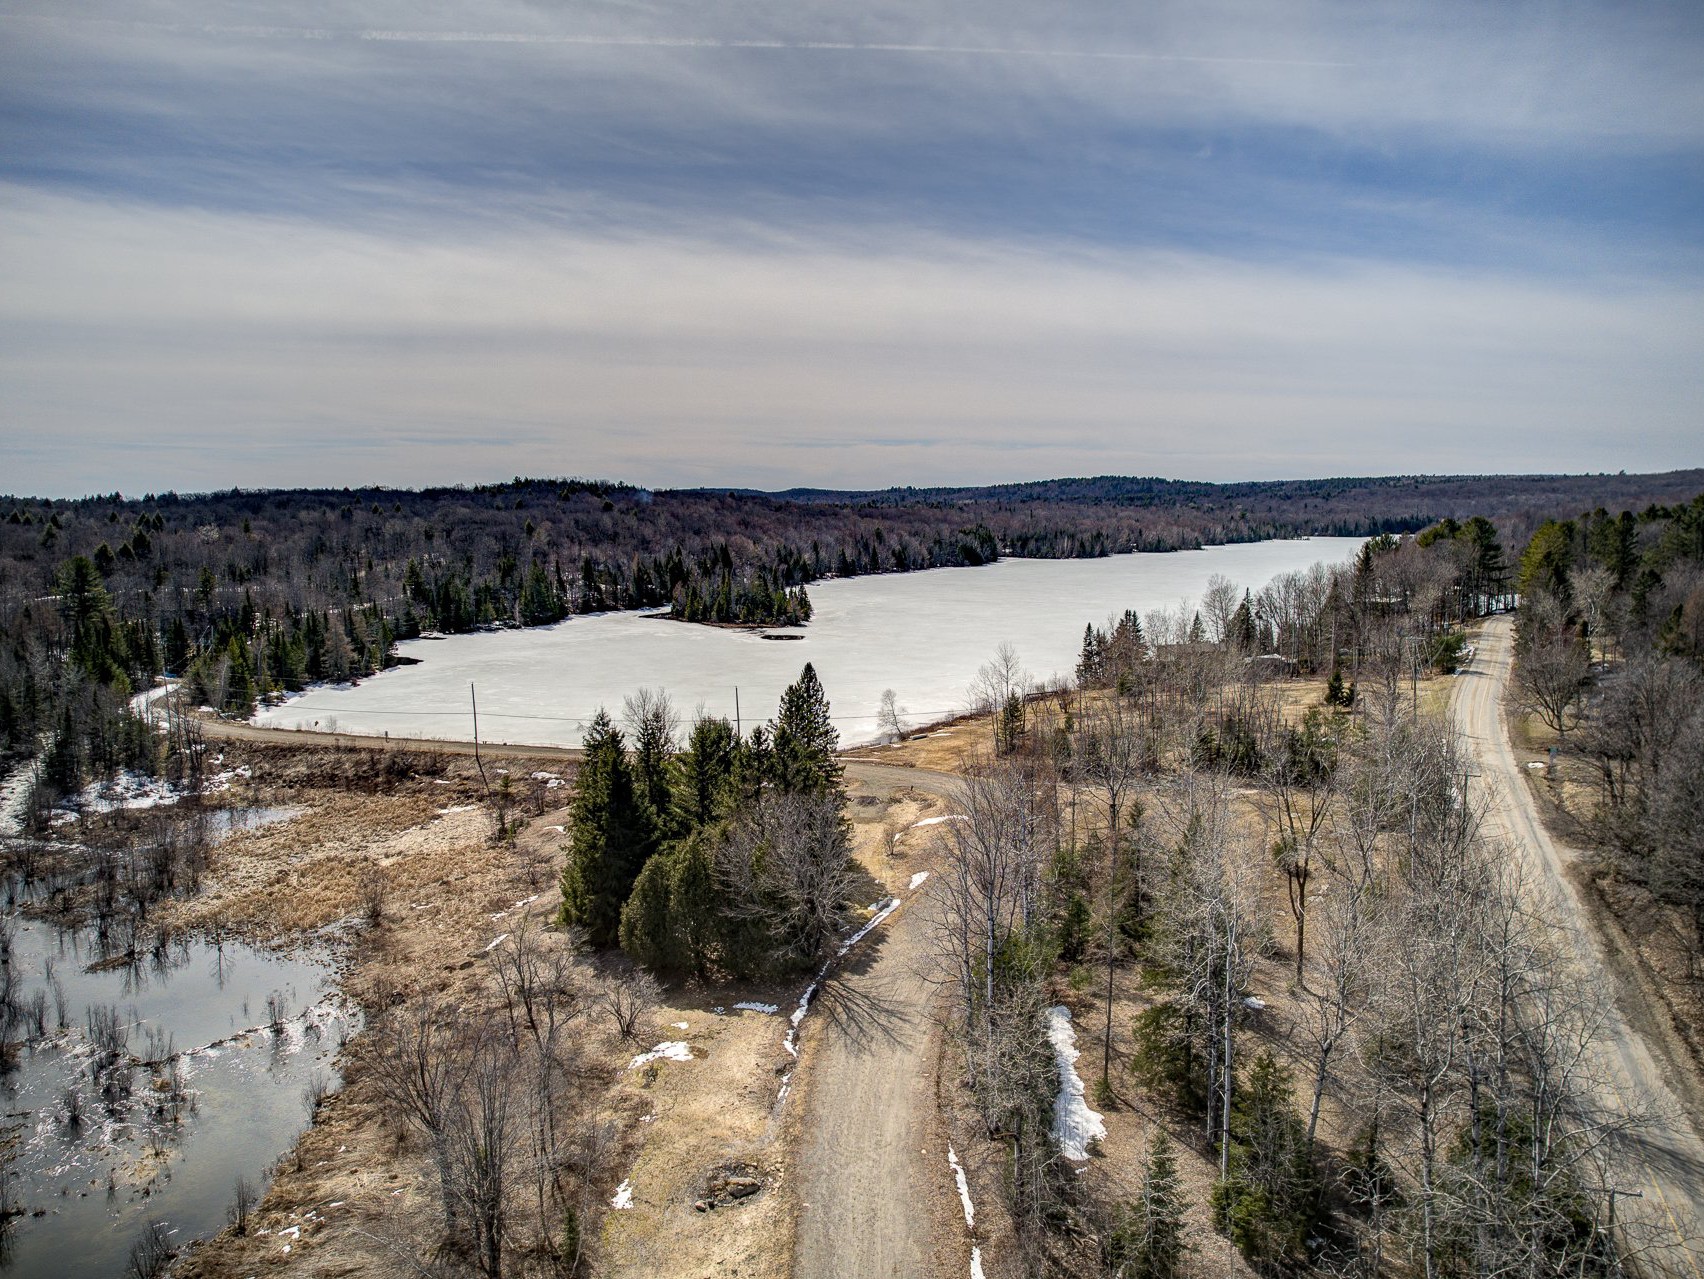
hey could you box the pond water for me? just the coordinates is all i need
[253,537,1364,747]
[0,810,357,1278]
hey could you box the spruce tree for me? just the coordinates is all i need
[1210,1051,1317,1271]
[770,663,842,796]
[560,710,651,946]
[667,828,722,979]
[673,715,739,831]
[618,851,680,970]
[1112,1129,1188,1279]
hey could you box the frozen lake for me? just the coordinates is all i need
[253,538,1363,747]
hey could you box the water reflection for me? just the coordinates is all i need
[0,805,359,1277]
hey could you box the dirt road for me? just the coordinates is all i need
[1455,617,1703,1275]
[789,760,962,1279]
[193,712,585,762]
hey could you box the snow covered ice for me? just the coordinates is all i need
[252,540,1360,748]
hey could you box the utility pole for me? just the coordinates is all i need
[471,681,490,797]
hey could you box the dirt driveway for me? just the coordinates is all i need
[788,761,967,1279]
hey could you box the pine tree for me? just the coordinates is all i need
[560,711,652,946]
[770,663,842,796]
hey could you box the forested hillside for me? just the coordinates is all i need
[2,471,1699,796]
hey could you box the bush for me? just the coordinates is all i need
[1427,630,1469,673]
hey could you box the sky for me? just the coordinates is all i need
[2,1,1701,499]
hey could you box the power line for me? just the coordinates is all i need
[260,703,968,725]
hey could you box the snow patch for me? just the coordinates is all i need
[1242,995,1267,1010]
[628,1041,693,1069]
[484,934,509,952]
[610,1180,633,1209]
[971,1246,986,1278]
[910,814,967,828]
[909,871,931,891]
[733,1001,778,1015]
[837,896,900,958]
[68,769,184,814]
[781,896,902,1069]
[437,804,478,815]
[1045,1006,1105,1160]
[947,1145,975,1228]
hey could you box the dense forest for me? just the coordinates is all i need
[2,471,1700,798]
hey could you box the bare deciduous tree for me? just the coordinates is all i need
[719,791,859,968]
[876,687,906,742]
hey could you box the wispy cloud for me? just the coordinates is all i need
[1,1,1700,495]
[3,186,1697,496]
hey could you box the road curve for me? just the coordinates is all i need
[1454,617,1703,1276]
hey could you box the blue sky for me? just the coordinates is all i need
[2,1,1700,497]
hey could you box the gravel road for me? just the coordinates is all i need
[789,761,962,1279]
[1455,617,1703,1276]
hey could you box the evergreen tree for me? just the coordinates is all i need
[560,711,652,946]
[1210,1051,1318,1273]
[1077,622,1106,687]
[1110,1130,1188,1279]
[667,828,723,979]
[1229,591,1257,652]
[770,663,842,796]
[624,692,678,842]
[618,851,681,970]
[674,715,739,831]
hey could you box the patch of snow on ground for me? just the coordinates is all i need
[628,1041,693,1070]
[484,934,509,952]
[66,769,184,815]
[672,1021,689,1030]
[734,1001,779,1015]
[909,871,930,891]
[610,1180,633,1209]
[781,896,902,1070]
[1243,996,1267,1010]
[910,814,967,828]
[971,1246,986,1278]
[837,897,900,958]
[1045,1006,1106,1160]
[947,1146,975,1228]
[437,803,479,815]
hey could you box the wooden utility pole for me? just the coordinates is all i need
[471,681,490,797]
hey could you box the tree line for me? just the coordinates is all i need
[1509,493,1704,976]
[2,473,1694,852]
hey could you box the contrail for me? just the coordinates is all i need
[11,15,1354,68]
